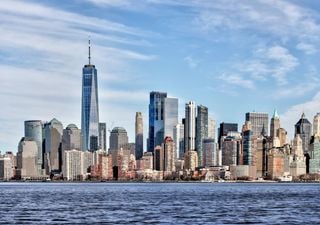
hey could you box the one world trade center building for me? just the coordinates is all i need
[81,40,99,151]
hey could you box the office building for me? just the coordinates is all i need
[313,113,320,138]
[109,127,129,151]
[309,136,320,173]
[162,136,175,172]
[184,101,196,152]
[148,91,167,152]
[164,97,178,139]
[135,112,143,160]
[208,117,216,140]
[218,122,238,147]
[62,124,81,151]
[245,112,268,136]
[16,138,39,179]
[63,149,83,181]
[202,138,218,167]
[99,123,106,151]
[196,105,208,167]
[270,109,280,139]
[295,113,312,153]
[24,120,43,174]
[81,40,100,151]
[173,123,184,160]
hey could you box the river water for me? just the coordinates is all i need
[0,182,319,224]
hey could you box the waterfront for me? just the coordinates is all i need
[0,183,319,224]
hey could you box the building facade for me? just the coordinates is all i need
[196,105,208,167]
[184,101,196,152]
[99,123,106,151]
[245,112,268,136]
[135,112,144,160]
[295,113,312,153]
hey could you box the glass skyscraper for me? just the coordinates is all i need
[164,97,178,139]
[148,91,167,152]
[81,40,99,151]
[196,105,208,167]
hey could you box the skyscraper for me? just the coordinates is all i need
[62,124,81,151]
[313,113,320,138]
[173,123,184,159]
[242,121,254,165]
[218,122,238,148]
[99,123,106,151]
[109,127,129,151]
[163,97,178,139]
[135,112,143,160]
[148,91,167,152]
[81,39,99,151]
[245,112,269,136]
[24,120,43,174]
[208,117,216,140]
[196,105,208,167]
[184,101,196,152]
[44,118,63,173]
[270,109,280,139]
[295,113,312,153]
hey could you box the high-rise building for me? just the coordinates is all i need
[184,101,196,153]
[218,122,238,147]
[313,113,320,138]
[309,136,320,173]
[43,118,63,173]
[221,136,241,166]
[24,120,43,174]
[270,109,280,139]
[81,40,99,151]
[245,112,268,136]
[196,105,208,167]
[0,157,14,180]
[99,123,106,151]
[153,146,163,171]
[148,91,167,152]
[208,117,216,140]
[16,137,39,179]
[62,124,81,151]
[242,121,254,166]
[109,127,129,151]
[135,112,143,160]
[164,97,178,139]
[295,113,312,153]
[63,149,83,181]
[173,123,184,160]
[162,136,175,172]
[202,138,218,167]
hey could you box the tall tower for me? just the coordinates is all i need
[313,113,320,138]
[295,113,311,153]
[81,39,99,151]
[24,120,43,174]
[163,97,178,139]
[270,109,280,139]
[148,91,167,152]
[196,105,208,167]
[135,112,143,160]
[245,112,268,136]
[98,123,106,151]
[184,101,196,152]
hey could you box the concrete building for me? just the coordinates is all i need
[62,124,81,151]
[24,120,43,175]
[278,128,288,147]
[184,150,198,171]
[17,138,39,179]
[81,40,100,151]
[245,112,268,136]
[290,134,306,177]
[43,118,63,174]
[135,112,144,160]
[136,152,153,170]
[313,113,320,138]
[173,123,184,160]
[202,138,218,167]
[196,105,208,167]
[221,136,242,166]
[0,157,14,180]
[99,122,107,151]
[63,149,83,181]
[162,136,175,172]
[295,113,312,153]
[267,148,285,179]
[184,101,196,152]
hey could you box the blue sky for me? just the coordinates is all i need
[1,0,320,151]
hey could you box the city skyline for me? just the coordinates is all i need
[2,0,320,151]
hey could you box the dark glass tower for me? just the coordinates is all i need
[81,40,99,151]
[196,105,208,167]
[148,91,167,152]
[295,113,311,154]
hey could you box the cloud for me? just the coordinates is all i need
[296,42,317,54]
[183,55,199,69]
[219,73,254,89]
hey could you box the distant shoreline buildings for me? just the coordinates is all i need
[1,41,320,182]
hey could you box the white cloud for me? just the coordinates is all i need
[219,73,254,89]
[183,55,199,69]
[296,42,317,54]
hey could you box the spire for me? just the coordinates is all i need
[301,112,305,119]
[272,109,280,119]
[88,37,91,65]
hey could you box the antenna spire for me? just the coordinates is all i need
[88,37,91,65]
